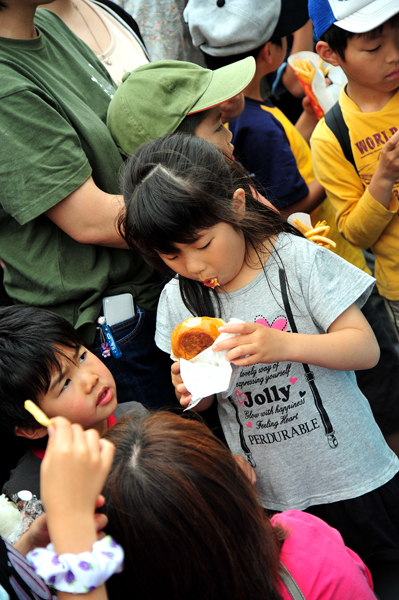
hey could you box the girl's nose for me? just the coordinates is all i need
[186,258,206,276]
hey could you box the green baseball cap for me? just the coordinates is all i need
[107,57,255,156]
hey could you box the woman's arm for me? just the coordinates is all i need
[45,176,128,248]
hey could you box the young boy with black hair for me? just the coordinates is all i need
[309,0,399,338]
[183,0,327,217]
[0,305,145,499]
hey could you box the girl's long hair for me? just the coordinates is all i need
[103,411,285,600]
[119,134,301,316]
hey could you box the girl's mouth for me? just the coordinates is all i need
[97,387,113,406]
[203,278,219,288]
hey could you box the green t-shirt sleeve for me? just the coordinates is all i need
[0,88,92,225]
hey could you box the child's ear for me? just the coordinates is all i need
[259,41,273,65]
[15,425,48,439]
[316,41,342,67]
[233,188,246,216]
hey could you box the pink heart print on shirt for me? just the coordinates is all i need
[255,316,288,331]
[235,390,247,406]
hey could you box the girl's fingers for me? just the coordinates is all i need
[218,322,255,335]
[94,512,108,534]
[171,360,181,374]
[179,393,192,407]
[95,494,105,509]
[98,438,116,473]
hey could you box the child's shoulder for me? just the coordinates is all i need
[274,233,374,297]
[2,450,42,500]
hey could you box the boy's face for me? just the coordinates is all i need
[319,24,399,99]
[194,105,234,157]
[220,93,245,124]
[37,346,117,434]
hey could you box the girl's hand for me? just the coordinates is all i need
[232,454,257,485]
[213,322,288,366]
[171,360,192,406]
[215,305,379,372]
[41,417,115,554]
[171,361,214,411]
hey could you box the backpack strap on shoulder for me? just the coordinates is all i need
[324,102,356,171]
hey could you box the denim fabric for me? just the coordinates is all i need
[92,306,178,410]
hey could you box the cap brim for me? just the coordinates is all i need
[188,56,256,114]
[335,0,399,32]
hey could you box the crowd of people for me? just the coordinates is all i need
[1,0,399,598]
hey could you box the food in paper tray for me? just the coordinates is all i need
[288,51,347,120]
[291,56,330,84]
[171,317,226,360]
[293,218,336,249]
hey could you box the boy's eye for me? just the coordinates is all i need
[216,124,223,132]
[366,45,380,53]
[62,378,71,391]
[199,240,211,250]
[79,351,87,363]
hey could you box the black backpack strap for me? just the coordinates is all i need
[324,102,356,171]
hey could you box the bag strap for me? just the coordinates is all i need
[324,101,356,172]
[278,269,338,449]
[279,562,306,600]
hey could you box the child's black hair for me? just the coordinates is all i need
[0,306,84,434]
[119,134,301,318]
[320,13,399,60]
[203,36,283,71]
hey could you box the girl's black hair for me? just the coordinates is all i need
[119,134,301,317]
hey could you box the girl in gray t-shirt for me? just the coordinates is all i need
[119,133,399,565]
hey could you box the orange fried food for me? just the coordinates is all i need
[171,317,226,360]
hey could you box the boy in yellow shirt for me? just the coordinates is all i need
[309,0,399,338]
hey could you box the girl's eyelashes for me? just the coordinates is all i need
[199,240,212,250]
[161,254,178,261]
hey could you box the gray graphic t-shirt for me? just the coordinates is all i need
[156,234,399,511]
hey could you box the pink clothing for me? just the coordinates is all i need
[272,510,375,599]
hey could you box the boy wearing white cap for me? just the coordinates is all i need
[310,0,399,338]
